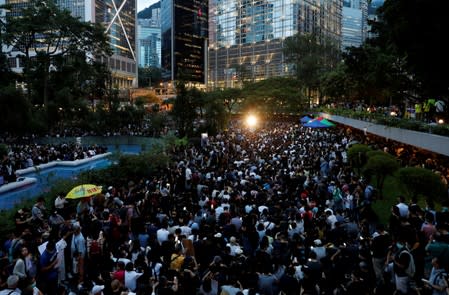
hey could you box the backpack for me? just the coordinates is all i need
[90,239,101,256]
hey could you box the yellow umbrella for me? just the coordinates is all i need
[66,184,103,199]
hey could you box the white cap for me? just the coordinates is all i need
[314,239,322,246]
[91,285,104,295]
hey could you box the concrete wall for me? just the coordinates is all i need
[319,113,449,157]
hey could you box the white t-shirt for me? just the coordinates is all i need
[326,214,338,230]
[156,228,170,245]
[185,167,192,180]
[396,203,409,218]
[124,270,143,292]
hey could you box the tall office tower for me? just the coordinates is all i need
[209,0,342,89]
[161,0,208,84]
[57,0,137,88]
[137,17,162,68]
[367,0,383,39]
[341,0,368,50]
[3,0,137,89]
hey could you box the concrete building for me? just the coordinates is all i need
[208,0,342,89]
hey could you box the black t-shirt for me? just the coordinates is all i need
[279,274,300,295]
[14,211,29,232]
[371,233,391,258]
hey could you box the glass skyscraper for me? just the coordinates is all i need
[367,0,383,39]
[161,0,208,84]
[341,0,368,50]
[138,17,161,68]
[208,0,342,89]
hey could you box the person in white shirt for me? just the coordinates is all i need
[124,262,143,292]
[185,164,192,189]
[0,275,21,295]
[156,220,170,245]
[311,239,326,261]
[325,209,338,230]
[56,234,69,284]
[396,196,409,218]
[226,236,243,256]
[54,194,68,210]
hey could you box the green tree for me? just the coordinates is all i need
[397,167,447,201]
[0,46,17,87]
[0,86,31,133]
[171,81,199,137]
[1,0,111,119]
[203,95,228,135]
[320,62,357,102]
[242,77,307,114]
[148,112,168,137]
[207,88,244,115]
[371,0,449,100]
[283,33,340,106]
[347,144,372,176]
[342,44,410,105]
[363,151,400,199]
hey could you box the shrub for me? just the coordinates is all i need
[363,153,400,199]
[347,144,372,176]
[397,167,447,201]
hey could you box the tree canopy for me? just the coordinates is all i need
[283,33,340,105]
[370,0,449,100]
[0,0,112,133]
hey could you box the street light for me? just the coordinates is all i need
[245,114,258,128]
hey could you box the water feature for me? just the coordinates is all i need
[0,143,149,210]
[0,155,112,210]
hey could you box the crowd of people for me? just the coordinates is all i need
[0,143,108,186]
[1,119,449,295]
[0,122,167,145]
[324,99,447,123]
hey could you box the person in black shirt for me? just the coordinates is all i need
[279,266,300,295]
[14,208,32,234]
[371,224,391,287]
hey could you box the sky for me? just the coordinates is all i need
[137,0,157,13]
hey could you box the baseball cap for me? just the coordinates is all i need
[91,285,104,295]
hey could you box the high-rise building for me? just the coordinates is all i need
[341,0,368,50]
[2,0,137,89]
[58,0,137,88]
[208,0,342,89]
[160,0,208,84]
[137,17,161,68]
[367,0,383,39]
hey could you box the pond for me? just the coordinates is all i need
[0,154,113,210]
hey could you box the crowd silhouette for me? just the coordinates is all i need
[1,118,448,295]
